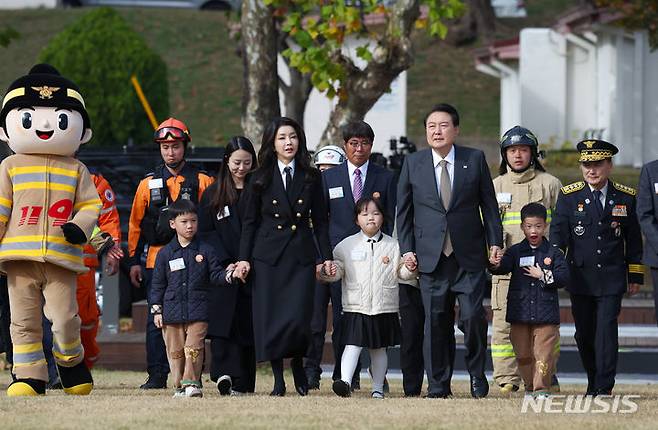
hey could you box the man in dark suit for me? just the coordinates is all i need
[552,139,643,395]
[397,103,502,398]
[638,159,658,326]
[304,121,396,389]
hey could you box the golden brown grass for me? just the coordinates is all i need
[0,368,656,429]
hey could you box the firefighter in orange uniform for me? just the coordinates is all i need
[128,118,214,388]
[77,172,122,369]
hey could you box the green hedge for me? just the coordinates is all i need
[39,7,169,146]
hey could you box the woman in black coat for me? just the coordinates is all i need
[198,136,257,396]
[235,117,332,396]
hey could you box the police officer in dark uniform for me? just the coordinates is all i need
[550,139,643,396]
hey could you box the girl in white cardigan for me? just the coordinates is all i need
[322,197,417,398]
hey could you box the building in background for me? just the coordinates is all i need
[475,6,658,166]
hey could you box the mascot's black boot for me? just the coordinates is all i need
[7,378,46,396]
[57,362,93,395]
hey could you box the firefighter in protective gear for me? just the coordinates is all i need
[491,126,562,393]
[313,145,346,172]
[78,172,121,369]
[0,64,100,396]
[128,117,213,389]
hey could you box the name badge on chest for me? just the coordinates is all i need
[148,178,164,189]
[169,257,185,272]
[611,205,627,217]
[329,187,344,199]
[217,206,230,220]
[496,192,512,204]
[351,250,367,261]
[519,256,535,267]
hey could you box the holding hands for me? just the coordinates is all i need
[234,261,251,282]
[403,252,417,271]
[489,246,502,266]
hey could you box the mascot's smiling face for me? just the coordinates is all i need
[2,106,92,156]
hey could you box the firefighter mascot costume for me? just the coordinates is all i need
[491,126,562,393]
[0,64,101,396]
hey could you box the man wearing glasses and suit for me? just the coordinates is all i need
[397,103,503,398]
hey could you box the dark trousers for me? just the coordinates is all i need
[651,267,658,324]
[399,283,425,396]
[305,280,359,380]
[209,337,256,393]
[144,268,169,376]
[570,293,622,393]
[420,254,488,395]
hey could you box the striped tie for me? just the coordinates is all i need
[353,168,363,202]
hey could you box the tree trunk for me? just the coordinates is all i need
[240,0,280,149]
[280,60,313,130]
[317,0,420,147]
[469,0,496,42]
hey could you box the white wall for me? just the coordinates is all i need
[519,28,567,145]
[0,0,58,8]
[278,36,406,156]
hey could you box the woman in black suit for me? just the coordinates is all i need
[198,136,257,396]
[236,117,332,396]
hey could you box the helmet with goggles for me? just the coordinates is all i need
[154,117,191,145]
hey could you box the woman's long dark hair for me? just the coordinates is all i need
[210,136,257,213]
[253,117,317,190]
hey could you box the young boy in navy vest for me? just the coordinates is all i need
[150,199,238,398]
[490,202,570,398]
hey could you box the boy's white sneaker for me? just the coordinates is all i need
[185,386,203,398]
[172,388,185,398]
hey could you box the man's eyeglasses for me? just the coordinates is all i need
[347,140,373,149]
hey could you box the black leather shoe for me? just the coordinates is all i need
[269,385,286,396]
[470,375,489,398]
[139,374,167,389]
[595,389,612,396]
[291,359,308,396]
[307,376,320,390]
[332,380,351,397]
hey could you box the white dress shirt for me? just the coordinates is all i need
[277,159,295,190]
[347,160,369,190]
[431,146,455,197]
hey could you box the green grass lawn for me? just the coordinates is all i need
[0,368,657,429]
[0,1,580,149]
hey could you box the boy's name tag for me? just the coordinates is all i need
[169,258,186,272]
[351,250,367,261]
[217,206,230,220]
[329,187,344,199]
[519,256,535,267]
[148,178,164,189]
[496,192,512,204]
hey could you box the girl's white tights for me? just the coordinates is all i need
[341,345,388,393]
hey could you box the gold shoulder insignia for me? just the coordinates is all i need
[561,181,585,195]
[612,181,637,196]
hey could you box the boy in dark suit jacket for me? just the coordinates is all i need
[151,199,237,398]
[490,203,569,398]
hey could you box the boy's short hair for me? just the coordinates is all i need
[342,120,375,143]
[521,202,547,222]
[168,199,197,220]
